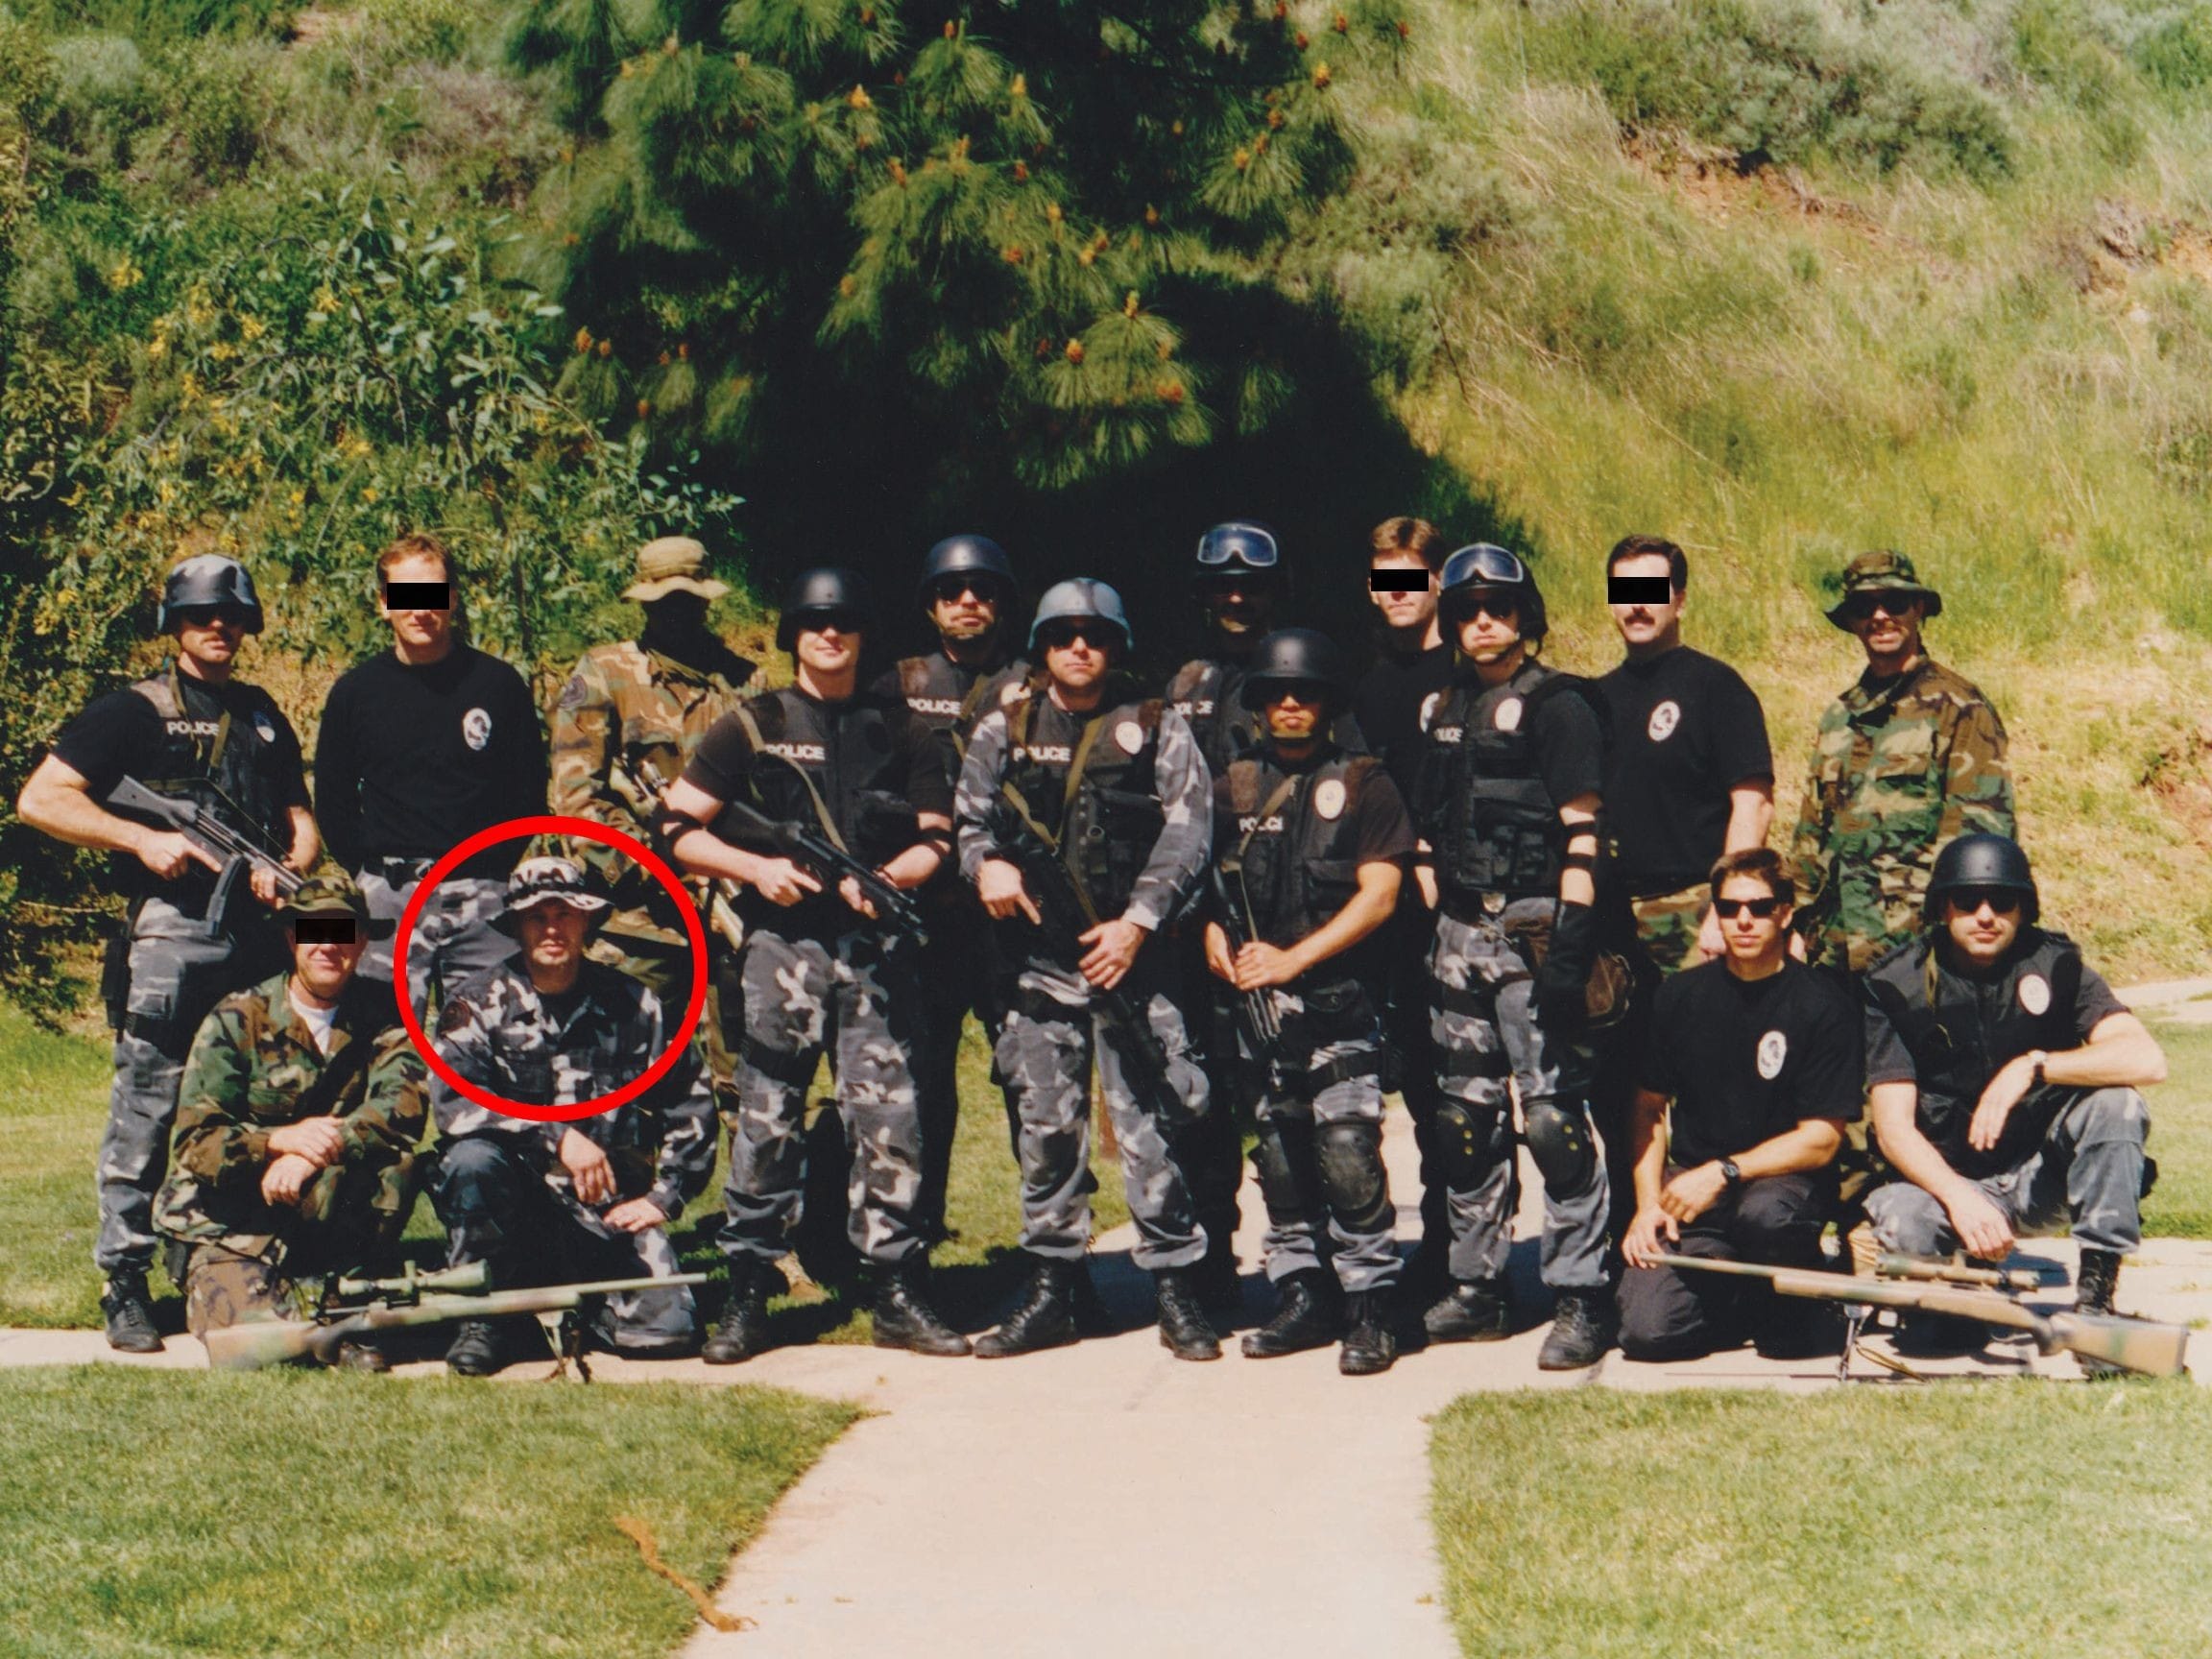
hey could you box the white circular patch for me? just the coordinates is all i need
[1492,696,1524,733]
[1114,721,1144,756]
[1756,1029,1788,1080]
[2018,974,2052,1017]
[1647,700,1681,742]
[1314,779,1347,821]
[462,708,493,752]
[1418,690,1442,733]
[252,713,276,744]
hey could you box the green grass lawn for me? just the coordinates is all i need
[1431,1385,2212,1659]
[0,1001,1128,1331]
[0,1366,853,1659]
[2141,1015,2212,1240]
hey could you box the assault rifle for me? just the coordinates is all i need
[715,796,928,946]
[1652,1253,2189,1379]
[991,810,1184,1118]
[107,775,301,935]
[1209,863,1288,1096]
[204,1269,710,1377]
[604,756,746,952]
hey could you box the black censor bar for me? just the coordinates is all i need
[381,581,452,609]
[292,917,358,944]
[1607,574,1672,604]
[1369,569,1430,591]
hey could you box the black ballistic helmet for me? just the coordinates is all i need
[1193,520,1283,582]
[777,565,873,650]
[1924,832,2039,925]
[159,555,266,635]
[1438,542,1546,642]
[916,535,1016,608]
[1240,628,1350,710]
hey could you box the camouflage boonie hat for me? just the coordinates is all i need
[494,855,612,935]
[1824,549,1942,628]
[622,537,730,603]
[278,873,393,938]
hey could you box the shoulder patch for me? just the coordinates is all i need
[1314,778,1347,821]
[1756,1029,1789,1080]
[1115,720,1144,756]
[2017,974,2051,1017]
[1419,690,1442,733]
[1492,696,1524,733]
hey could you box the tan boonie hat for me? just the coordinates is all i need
[622,536,730,603]
[279,873,394,938]
[1824,548,1942,629]
[494,855,613,936]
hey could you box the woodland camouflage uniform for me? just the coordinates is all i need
[155,969,426,1335]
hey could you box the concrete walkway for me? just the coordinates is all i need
[9,1107,2209,1659]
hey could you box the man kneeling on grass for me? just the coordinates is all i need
[429,856,714,1376]
[1618,850,1861,1360]
[155,875,425,1371]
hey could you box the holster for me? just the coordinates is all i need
[1499,911,1635,1032]
[101,924,132,1033]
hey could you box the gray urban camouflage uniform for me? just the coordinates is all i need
[430,959,713,1348]
[955,699,1214,1270]
[358,865,515,1026]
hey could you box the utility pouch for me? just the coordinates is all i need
[1500,911,1634,1032]
[101,926,132,1033]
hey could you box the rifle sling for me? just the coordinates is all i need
[1221,774,1300,939]
[728,702,852,854]
[998,694,1120,928]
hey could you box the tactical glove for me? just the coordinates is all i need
[1533,900,1600,1035]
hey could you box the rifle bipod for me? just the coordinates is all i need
[536,1307,592,1382]
[1837,1305,1927,1382]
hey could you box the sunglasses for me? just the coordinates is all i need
[799,610,865,636]
[1036,622,1117,651]
[174,605,252,629]
[926,577,998,606]
[1944,888,2023,916]
[1714,897,1786,920]
[1836,595,1919,625]
[1457,594,1520,622]
[1260,681,1329,708]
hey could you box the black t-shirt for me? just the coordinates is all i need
[315,645,547,878]
[1598,645,1772,896]
[1863,954,2128,1089]
[1643,957,1863,1166]
[50,672,310,907]
[1352,637,1456,805]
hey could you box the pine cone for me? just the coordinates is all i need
[1065,339,1085,364]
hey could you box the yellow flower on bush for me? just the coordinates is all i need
[209,341,236,362]
[240,315,266,342]
[108,258,144,292]
[313,285,342,315]
[146,336,167,361]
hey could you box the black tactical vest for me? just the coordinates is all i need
[1002,681,1166,920]
[895,650,1027,772]
[713,687,917,867]
[1863,928,2086,1177]
[124,664,291,911]
[1426,661,1602,902]
[1222,748,1384,992]
[1167,657,1257,779]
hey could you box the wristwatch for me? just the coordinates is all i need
[2030,1050,2049,1087]
[1719,1158,1743,1190]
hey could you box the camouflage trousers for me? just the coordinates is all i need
[996,952,1208,1272]
[166,1153,420,1338]
[98,898,281,1276]
[357,865,516,1026]
[430,1134,695,1350]
[1383,894,1450,1251]
[1240,998,1400,1295]
[590,927,742,1119]
[720,927,928,1269]
[1866,1087,2152,1257]
[1427,902,1611,1291]
[1628,882,1712,977]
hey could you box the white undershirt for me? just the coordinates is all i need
[288,985,340,1056]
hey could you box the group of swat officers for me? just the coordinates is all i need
[17,518,2162,1376]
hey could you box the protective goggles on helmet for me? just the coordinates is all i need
[1440,543,1529,591]
[1195,524,1282,572]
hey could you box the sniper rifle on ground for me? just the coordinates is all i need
[1651,1253,2188,1379]
[1875,1253,2049,1294]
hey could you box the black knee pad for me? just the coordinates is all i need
[1431,1099,1511,1188]
[1250,1119,1315,1226]
[1315,1119,1392,1236]
[1523,1097,1598,1197]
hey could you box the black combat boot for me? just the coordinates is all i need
[974,1255,1080,1358]
[870,1261,972,1357]
[1154,1269,1222,1361]
[702,1262,776,1366]
[1239,1269,1343,1358]
[1537,1286,1616,1371]
[1339,1287,1399,1376]
[1423,1277,1510,1343]
[2074,1248,2127,1378]
[445,1319,505,1377]
[101,1269,163,1354]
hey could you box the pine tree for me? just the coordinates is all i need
[518,0,1409,498]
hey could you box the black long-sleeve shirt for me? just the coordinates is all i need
[315,645,547,878]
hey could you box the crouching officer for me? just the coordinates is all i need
[1862,834,2164,1363]
[661,567,969,1363]
[876,534,1031,1239]
[155,875,425,1369]
[1205,631,1414,1375]
[17,555,318,1352]
[1412,544,1623,1371]
[428,857,715,1375]
[955,579,1222,1361]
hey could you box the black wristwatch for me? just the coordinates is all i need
[1719,1158,1743,1190]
